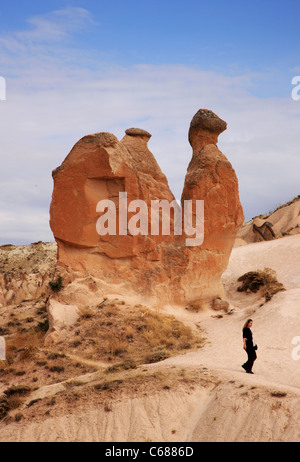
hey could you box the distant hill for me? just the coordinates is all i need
[235,195,300,247]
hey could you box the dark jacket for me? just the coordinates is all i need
[243,327,255,351]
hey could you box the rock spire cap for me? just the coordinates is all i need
[125,128,152,138]
[189,108,226,136]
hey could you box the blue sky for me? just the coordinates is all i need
[2,0,299,75]
[0,0,300,244]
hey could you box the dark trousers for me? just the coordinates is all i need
[244,349,257,371]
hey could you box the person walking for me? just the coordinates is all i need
[242,319,257,374]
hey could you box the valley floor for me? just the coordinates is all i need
[1,235,300,442]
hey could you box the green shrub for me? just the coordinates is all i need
[49,276,64,292]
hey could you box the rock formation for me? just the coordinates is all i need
[181,109,244,304]
[253,222,275,241]
[49,109,244,308]
[235,196,300,247]
[0,242,56,307]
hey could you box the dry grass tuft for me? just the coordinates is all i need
[237,267,285,303]
[270,391,287,398]
[79,306,95,319]
[0,385,32,421]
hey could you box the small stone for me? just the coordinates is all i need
[212,298,230,312]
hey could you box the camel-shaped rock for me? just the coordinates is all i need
[49,109,244,308]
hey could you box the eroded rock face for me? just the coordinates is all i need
[235,197,300,247]
[49,109,244,308]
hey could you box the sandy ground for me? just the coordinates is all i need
[1,234,300,442]
[164,234,300,387]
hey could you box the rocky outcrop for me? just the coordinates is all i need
[253,222,275,241]
[0,242,56,307]
[235,196,300,247]
[49,109,244,308]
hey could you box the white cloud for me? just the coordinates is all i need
[0,7,94,51]
[0,9,299,244]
